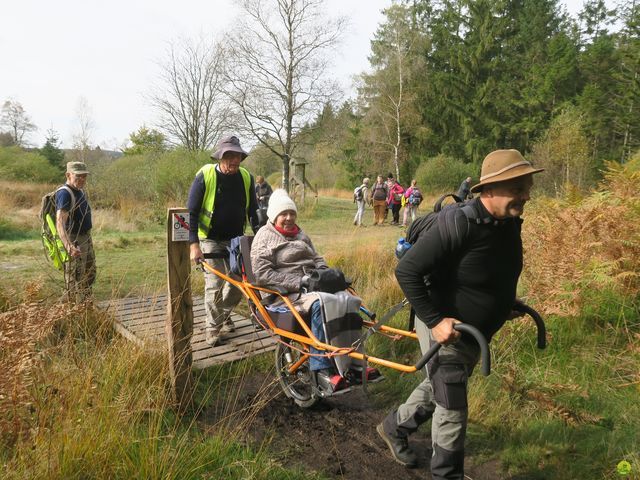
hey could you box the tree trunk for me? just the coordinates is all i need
[282,154,290,192]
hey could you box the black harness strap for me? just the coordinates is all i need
[203,252,228,259]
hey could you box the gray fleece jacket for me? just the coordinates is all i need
[251,222,328,312]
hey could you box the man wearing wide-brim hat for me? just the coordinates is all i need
[378,149,543,479]
[56,161,96,303]
[187,135,260,346]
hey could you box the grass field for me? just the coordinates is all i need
[1,177,638,479]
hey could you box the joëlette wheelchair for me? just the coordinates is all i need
[199,236,546,408]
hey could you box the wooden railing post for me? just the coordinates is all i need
[166,207,194,410]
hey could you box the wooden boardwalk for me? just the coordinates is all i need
[99,294,276,369]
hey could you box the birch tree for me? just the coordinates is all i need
[358,3,423,182]
[72,96,95,159]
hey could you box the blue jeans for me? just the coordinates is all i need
[309,300,333,371]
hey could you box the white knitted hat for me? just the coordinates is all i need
[267,189,297,223]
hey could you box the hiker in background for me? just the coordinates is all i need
[456,176,473,201]
[188,135,260,347]
[255,175,273,227]
[387,177,405,226]
[56,161,96,303]
[377,149,543,478]
[384,173,395,221]
[402,179,423,226]
[255,175,273,209]
[370,175,388,226]
[353,177,370,226]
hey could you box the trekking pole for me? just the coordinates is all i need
[413,323,491,376]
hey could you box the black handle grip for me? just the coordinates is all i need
[414,341,442,371]
[513,301,546,349]
[413,323,491,376]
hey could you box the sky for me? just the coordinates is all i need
[0,0,611,150]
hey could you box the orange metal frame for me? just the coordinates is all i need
[200,262,421,374]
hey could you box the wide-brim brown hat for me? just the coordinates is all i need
[470,149,543,193]
[211,135,248,160]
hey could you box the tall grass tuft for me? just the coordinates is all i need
[0,301,312,479]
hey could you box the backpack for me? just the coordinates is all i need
[397,193,475,259]
[353,185,365,202]
[227,236,244,276]
[408,188,423,206]
[40,186,75,270]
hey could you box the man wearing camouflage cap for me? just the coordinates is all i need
[187,135,260,346]
[378,149,543,479]
[56,161,96,303]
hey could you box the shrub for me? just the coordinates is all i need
[0,147,60,183]
[414,154,477,195]
[90,154,156,209]
[522,160,640,317]
[152,149,209,210]
[89,149,209,222]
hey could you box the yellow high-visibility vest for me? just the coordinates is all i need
[197,164,251,239]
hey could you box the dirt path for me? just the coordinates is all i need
[200,373,502,479]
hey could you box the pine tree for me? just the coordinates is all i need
[39,129,65,170]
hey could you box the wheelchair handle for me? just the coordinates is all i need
[512,300,546,349]
[413,323,491,376]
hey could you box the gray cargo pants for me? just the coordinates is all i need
[64,232,96,303]
[382,318,480,480]
[201,239,242,334]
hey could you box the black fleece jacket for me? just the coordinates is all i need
[395,197,523,341]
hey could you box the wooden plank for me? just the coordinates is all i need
[166,207,194,408]
[191,330,274,361]
[120,302,205,326]
[111,318,145,347]
[111,296,206,323]
[194,343,276,369]
[100,288,274,371]
[99,295,167,313]
[129,318,258,341]
[103,298,169,318]
[124,310,244,330]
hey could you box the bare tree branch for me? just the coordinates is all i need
[149,37,232,151]
[224,0,347,190]
[0,99,37,147]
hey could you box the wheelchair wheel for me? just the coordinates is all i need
[275,340,319,408]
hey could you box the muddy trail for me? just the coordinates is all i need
[200,373,502,480]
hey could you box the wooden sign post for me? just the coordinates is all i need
[166,208,194,410]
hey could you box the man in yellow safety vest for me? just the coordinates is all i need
[187,135,260,346]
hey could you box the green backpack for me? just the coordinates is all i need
[39,186,75,270]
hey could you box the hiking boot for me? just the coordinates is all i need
[205,329,223,347]
[376,423,418,468]
[315,368,351,396]
[220,320,236,335]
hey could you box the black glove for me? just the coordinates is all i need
[306,268,351,294]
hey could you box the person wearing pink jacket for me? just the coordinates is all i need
[387,178,405,225]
